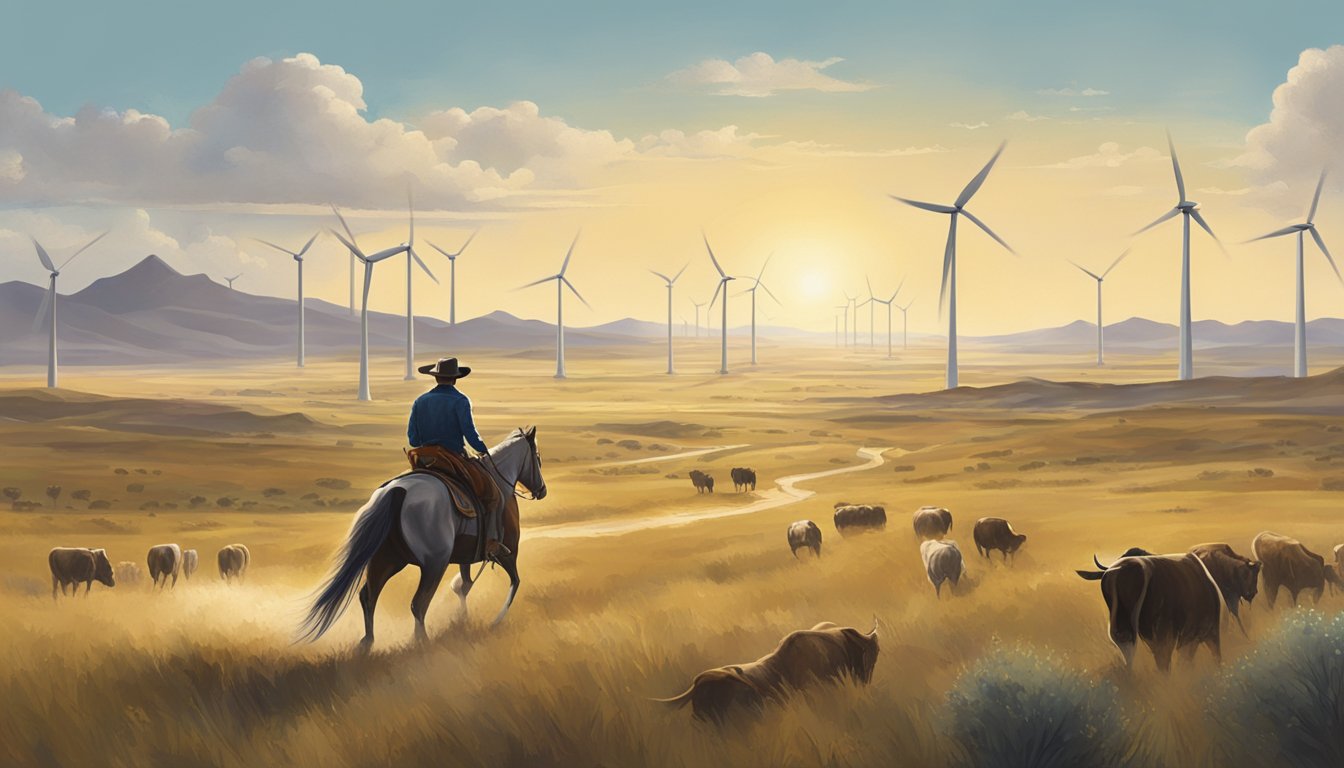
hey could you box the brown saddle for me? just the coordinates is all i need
[404,445,502,519]
[402,468,481,518]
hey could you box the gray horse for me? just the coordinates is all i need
[300,427,546,648]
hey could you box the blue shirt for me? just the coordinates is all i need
[407,384,488,454]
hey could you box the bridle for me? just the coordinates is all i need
[483,427,544,502]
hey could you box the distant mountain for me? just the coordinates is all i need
[970,316,1344,350]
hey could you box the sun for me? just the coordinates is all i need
[798,268,830,301]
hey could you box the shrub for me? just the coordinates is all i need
[216,497,233,508]
[71,489,91,501]
[89,500,111,510]
[263,487,286,498]
[1018,461,1047,471]
[316,478,351,490]
[126,483,144,493]
[113,468,128,475]
[189,496,207,508]
[45,485,62,503]
[1208,610,1344,767]
[2,487,20,502]
[945,648,1136,768]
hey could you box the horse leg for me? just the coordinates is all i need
[449,563,475,619]
[410,562,449,643]
[492,553,522,628]
[357,545,406,651]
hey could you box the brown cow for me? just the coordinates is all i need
[972,517,1027,560]
[1187,543,1260,635]
[49,547,115,599]
[654,620,880,722]
[182,549,199,580]
[912,506,953,540]
[833,504,886,535]
[115,561,143,587]
[689,470,715,494]
[218,544,250,583]
[787,520,822,559]
[147,543,182,589]
[1076,552,1222,672]
[1252,531,1341,607]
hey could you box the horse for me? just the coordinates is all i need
[299,426,546,649]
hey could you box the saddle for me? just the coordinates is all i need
[404,445,502,519]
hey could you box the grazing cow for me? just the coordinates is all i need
[182,549,199,581]
[49,547,115,599]
[920,540,964,597]
[218,544,250,583]
[1076,552,1222,671]
[730,467,757,492]
[115,561,143,587]
[653,620,879,722]
[972,517,1027,560]
[1187,543,1260,635]
[1251,531,1341,607]
[912,506,953,540]
[146,543,182,590]
[833,504,886,535]
[689,470,715,494]
[787,520,822,559]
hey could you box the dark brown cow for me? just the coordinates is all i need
[912,506,952,540]
[49,547,115,599]
[146,543,182,589]
[833,504,886,535]
[731,467,757,492]
[1076,552,1222,672]
[1252,531,1341,607]
[218,544,250,583]
[787,520,822,559]
[654,621,879,722]
[972,517,1027,560]
[1187,543,1260,635]
[689,470,715,494]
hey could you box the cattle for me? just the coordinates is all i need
[115,561,143,587]
[972,517,1026,560]
[1335,544,1343,590]
[653,620,879,722]
[730,467,757,493]
[689,470,715,494]
[146,543,182,590]
[787,520,822,559]
[1187,543,1260,635]
[1251,531,1341,607]
[182,549,199,580]
[48,547,115,599]
[833,504,886,535]
[1076,552,1222,672]
[920,540,965,597]
[912,506,953,540]
[218,544,250,583]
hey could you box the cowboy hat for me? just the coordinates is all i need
[417,357,472,379]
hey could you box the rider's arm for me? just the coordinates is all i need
[407,397,422,446]
[457,396,489,454]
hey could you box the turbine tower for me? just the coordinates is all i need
[348,249,356,315]
[739,254,779,365]
[704,233,735,374]
[31,232,107,388]
[837,296,850,347]
[1133,133,1222,381]
[518,233,588,379]
[224,274,242,290]
[864,276,878,349]
[691,299,707,337]
[651,263,689,374]
[896,298,914,350]
[399,192,440,381]
[890,141,1016,389]
[329,204,413,401]
[1246,170,1341,378]
[1068,249,1131,367]
[256,233,320,368]
[427,230,479,325]
[869,276,905,358]
[844,291,859,347]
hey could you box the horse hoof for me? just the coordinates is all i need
[356,638,374,654]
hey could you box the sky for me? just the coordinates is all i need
[2,2,1344,335]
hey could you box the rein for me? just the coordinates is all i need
[482,428,540,501]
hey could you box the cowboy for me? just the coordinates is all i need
[407,357,504,558]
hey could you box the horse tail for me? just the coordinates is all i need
[297,485,405,643]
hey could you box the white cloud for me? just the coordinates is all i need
[667,52,874,97]
[950,121,989,131]
[0,150,24,182]
[1045,142,1161,170]
[1195,186,1252,196]
[1234,45,1344,185]
[1005,110,1049,122]
[1037,86,1109,97]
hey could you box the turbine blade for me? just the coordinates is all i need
[865,274,874,298]
[1101,248,1131,278]
[455,230,478,256]
[296,232,320,258]
[407,187,415,246]
[889,196,957,214]
[710,280,723,309]
[760,281,781,305]
[1189,209,1220,243]
[32,239,56,272]
[894,274,907,300]
[1310,228,1342,285]
[960,209,1016,254]
[426,240,453,259]
[368,244,409,263]
[327,228,365,261]
[703,232,727,277]
[1134,208,1180,236]
[938,221,955,317]
[60,231,108,268]
[955,140,1006,208]
[1244,225,1301,243]
[1308,169,1327,224]
[1167,131,1186,202]
[559,231,580,275]
[563,277,590,309]
[650,270,672,283]
[671,261,689,283]
[32,285,53,334]
[330,205,364,258]
[515,275,558,291]
[411,248,439,284]
[756,252,772,282]
[1069,260,1101,280]
[254,238,295,257]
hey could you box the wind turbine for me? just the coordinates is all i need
[896,298,914,350]
[834,313,841,348]
[427,230,479,325]
[224,274,242,290]
[1068,249,1131,367]
[328,203,414,401]
[870,276,905,358]
[651,263,689,374]
[1133,133,1222,381]
[704,234,735,374]
[1245,170,1341,378]
[398,192,440,381]
[691,298,707,337]
[739,254,779,365]
[837,297,850,347]
[864,276,879,349]
[844,291,859,347]
[890,141,1016,389]
[31,232,107,388]
[256,232,320,368]
[347,248,356,315]
[517,233,587,379]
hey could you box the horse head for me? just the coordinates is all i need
[518,425,546,500]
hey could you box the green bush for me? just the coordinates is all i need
[946,648,1136,768]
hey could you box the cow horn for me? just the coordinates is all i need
[1093,554,1111,570]
[869,614,880,637]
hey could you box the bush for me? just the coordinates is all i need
[316,478,351,490]
[945,648,1136,768]
[189,496,207,508]
[2,487,20,502]
[126,483,144,493]
[263,487,286,498]
[216,497,234,508]
[1208,610,1344,767]
[46,485,62,503]
[71,489,91,501]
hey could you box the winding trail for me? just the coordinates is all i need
[597,444,750,467]
[527,446,895,541]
